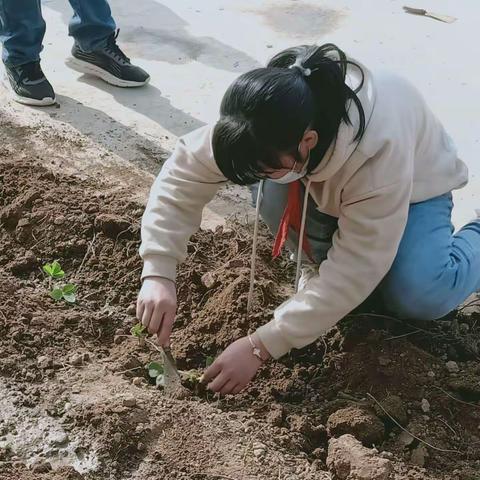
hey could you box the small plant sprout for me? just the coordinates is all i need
[205,356,215,368]
[43,261,65,279]
[131,328,210,395]
[146,361,165,387]
[130,323,147,347]
[50,284,77,303]
[43,261,77,304]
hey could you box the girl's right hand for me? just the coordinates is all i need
[136,277,177,346]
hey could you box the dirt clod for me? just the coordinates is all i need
[122,396,137,407]
[37,355,53,369]
[94,213,132,238]
[30,460,52,473]
[445,361,460,373]
[373,395,408,427]
[327,434,393,480]
[266,405,284,426]
[69,354,83,366]
[410,445,428,467]
[327,407,385,446]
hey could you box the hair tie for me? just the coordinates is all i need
[289,60,311,77]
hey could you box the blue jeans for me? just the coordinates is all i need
[254,181,480,320]
[0,0,116,66]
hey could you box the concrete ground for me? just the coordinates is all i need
[1,0,478,227]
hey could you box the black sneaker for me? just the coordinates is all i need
[3,61,55,106]
[67,30,150,88]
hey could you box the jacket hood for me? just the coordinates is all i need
[307,59,376,183]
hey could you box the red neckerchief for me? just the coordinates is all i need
[272,180,313,260]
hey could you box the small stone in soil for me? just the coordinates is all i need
[30,459,52,473]
[201,271,216,289]
[410,445,428,467]
[397,430,415,447]
[49,432,69,446]
[446,361,460,373]
[126,304,136,316]
[420,398,430,413]
[378,356,391,366]
[253,442,266,457]
[37,355,53,369]
[122,396,136,407]
[70,354,83,366]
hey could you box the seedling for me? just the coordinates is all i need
[42,261,77,304]
[43,261,65,279]
[131,327,213,396]
[50,284,77,303]
[146,361,165,387]
[130,323,147,347]
[205,356,215,368]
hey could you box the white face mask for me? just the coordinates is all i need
[269,148,310,184]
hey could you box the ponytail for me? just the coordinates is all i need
[268,43,366,144]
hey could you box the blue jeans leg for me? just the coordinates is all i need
[67,0,116,52]
[380,193,480,320]
[0,0,46,66]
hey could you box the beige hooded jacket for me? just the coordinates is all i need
[139,62,468,359]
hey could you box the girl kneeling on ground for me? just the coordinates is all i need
[136,44,477,395]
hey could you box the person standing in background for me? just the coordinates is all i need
[0,0,150,106]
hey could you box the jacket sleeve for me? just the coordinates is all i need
[139,125,227,282]
[256,177,413,359]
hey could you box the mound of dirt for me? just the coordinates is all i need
[1,159,480,480]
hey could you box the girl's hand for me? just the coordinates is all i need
[202,335,271,395]
[136,277,177,345]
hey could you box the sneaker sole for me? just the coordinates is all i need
[66,57,150,88]
[2,74,56,106]
[12,92,56,106]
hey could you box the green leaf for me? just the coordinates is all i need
[63,293,76,303]
[130,323,146,337]
[146,361,164,379]
[181,369,201,383]
[205,356,215,368]
[50,288,63,301]
[43,264,54,276]
[62,284,77,294]
[43,261,65,279]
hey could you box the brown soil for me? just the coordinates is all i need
[1,158,480,480]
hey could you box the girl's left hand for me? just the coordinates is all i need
[202,335,270,395]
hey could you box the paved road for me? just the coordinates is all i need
[1,0,478,227]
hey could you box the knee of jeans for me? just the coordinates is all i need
[382,270,454,320]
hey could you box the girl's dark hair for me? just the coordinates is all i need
[212,43,366,185]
